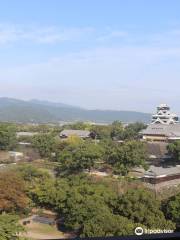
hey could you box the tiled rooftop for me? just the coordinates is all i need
[144,165,180,177]
[140,123,180,137]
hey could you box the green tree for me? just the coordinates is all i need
[57,142,103,174]
[0,171,29,213]
[82,212,135,237]
[0,124,17,150]
[106,140,147,175]
[126,122,146,132]
[165,192,180,227]
[167,141,180,161]
[14,164,50,184]
[0,214,24,240]
[30,177,57,208]
[32,133,56,159]
[64,122,90,130]
[110,122,146,141]
[64,135,83,146]
[114,189,175,230]
[90,125,112,139]
[111,121,124,140]
[28,173,177,236]
[124,122,146,140]
[13,164,54,207]
[60,179,118,232]
[29,174,122,236]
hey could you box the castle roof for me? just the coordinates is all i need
[144,165,180,178]
[140,123,180,137]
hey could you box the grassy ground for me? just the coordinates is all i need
[20,215,75,240]
[25,222,62,235]
[21,221,69,240]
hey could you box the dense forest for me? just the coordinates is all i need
[0,121,180,239]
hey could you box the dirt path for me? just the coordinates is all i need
[19,215,75,240]
[21,231,66,240]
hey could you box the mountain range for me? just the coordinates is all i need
[0,98,151,124]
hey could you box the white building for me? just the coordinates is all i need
[151,104,179,125]
[140,104,180,142]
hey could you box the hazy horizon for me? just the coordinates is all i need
[0,96,178,116]
[0,1,180,114]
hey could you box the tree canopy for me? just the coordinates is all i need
[105,140,147,175]
[32,133,56,158]
[0,214,24,240]
[27,174,176,236]
[114,188,175,230]
[0,121,179,237]
[0,124,17,150]
[29,174,137,236]
[167,141,180,161]
[165,192,180,227]
[0,171,29,213]
[56,141,104,175]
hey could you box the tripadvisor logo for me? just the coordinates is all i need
[135,227,174,235]
[135,227,144,236]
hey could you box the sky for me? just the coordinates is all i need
[0,0,180,114]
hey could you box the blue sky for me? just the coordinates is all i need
[0,0,180,114]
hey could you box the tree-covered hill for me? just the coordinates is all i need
[0,97,151,123]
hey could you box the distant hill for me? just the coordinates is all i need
[29,99,82,109]
[0,98,151,124]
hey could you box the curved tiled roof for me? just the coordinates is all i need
[144,165,180,177]
[140,123,180,137]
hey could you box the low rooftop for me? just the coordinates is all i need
[144,165,180,178]
[60,129,91,138]
[17,132,38,137]
[140,123,180,137]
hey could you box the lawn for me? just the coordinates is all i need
[21,221,67,240]
[27,222,60,234]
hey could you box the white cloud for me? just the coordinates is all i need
[0,23,95,44]
[1,22,180,49]
[0,24,20,44]
[96,30,128,41]
[0,44,180,112]
[0,23,129,45]
[1,23,180,112]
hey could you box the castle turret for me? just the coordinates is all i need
[151,104,179,125]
